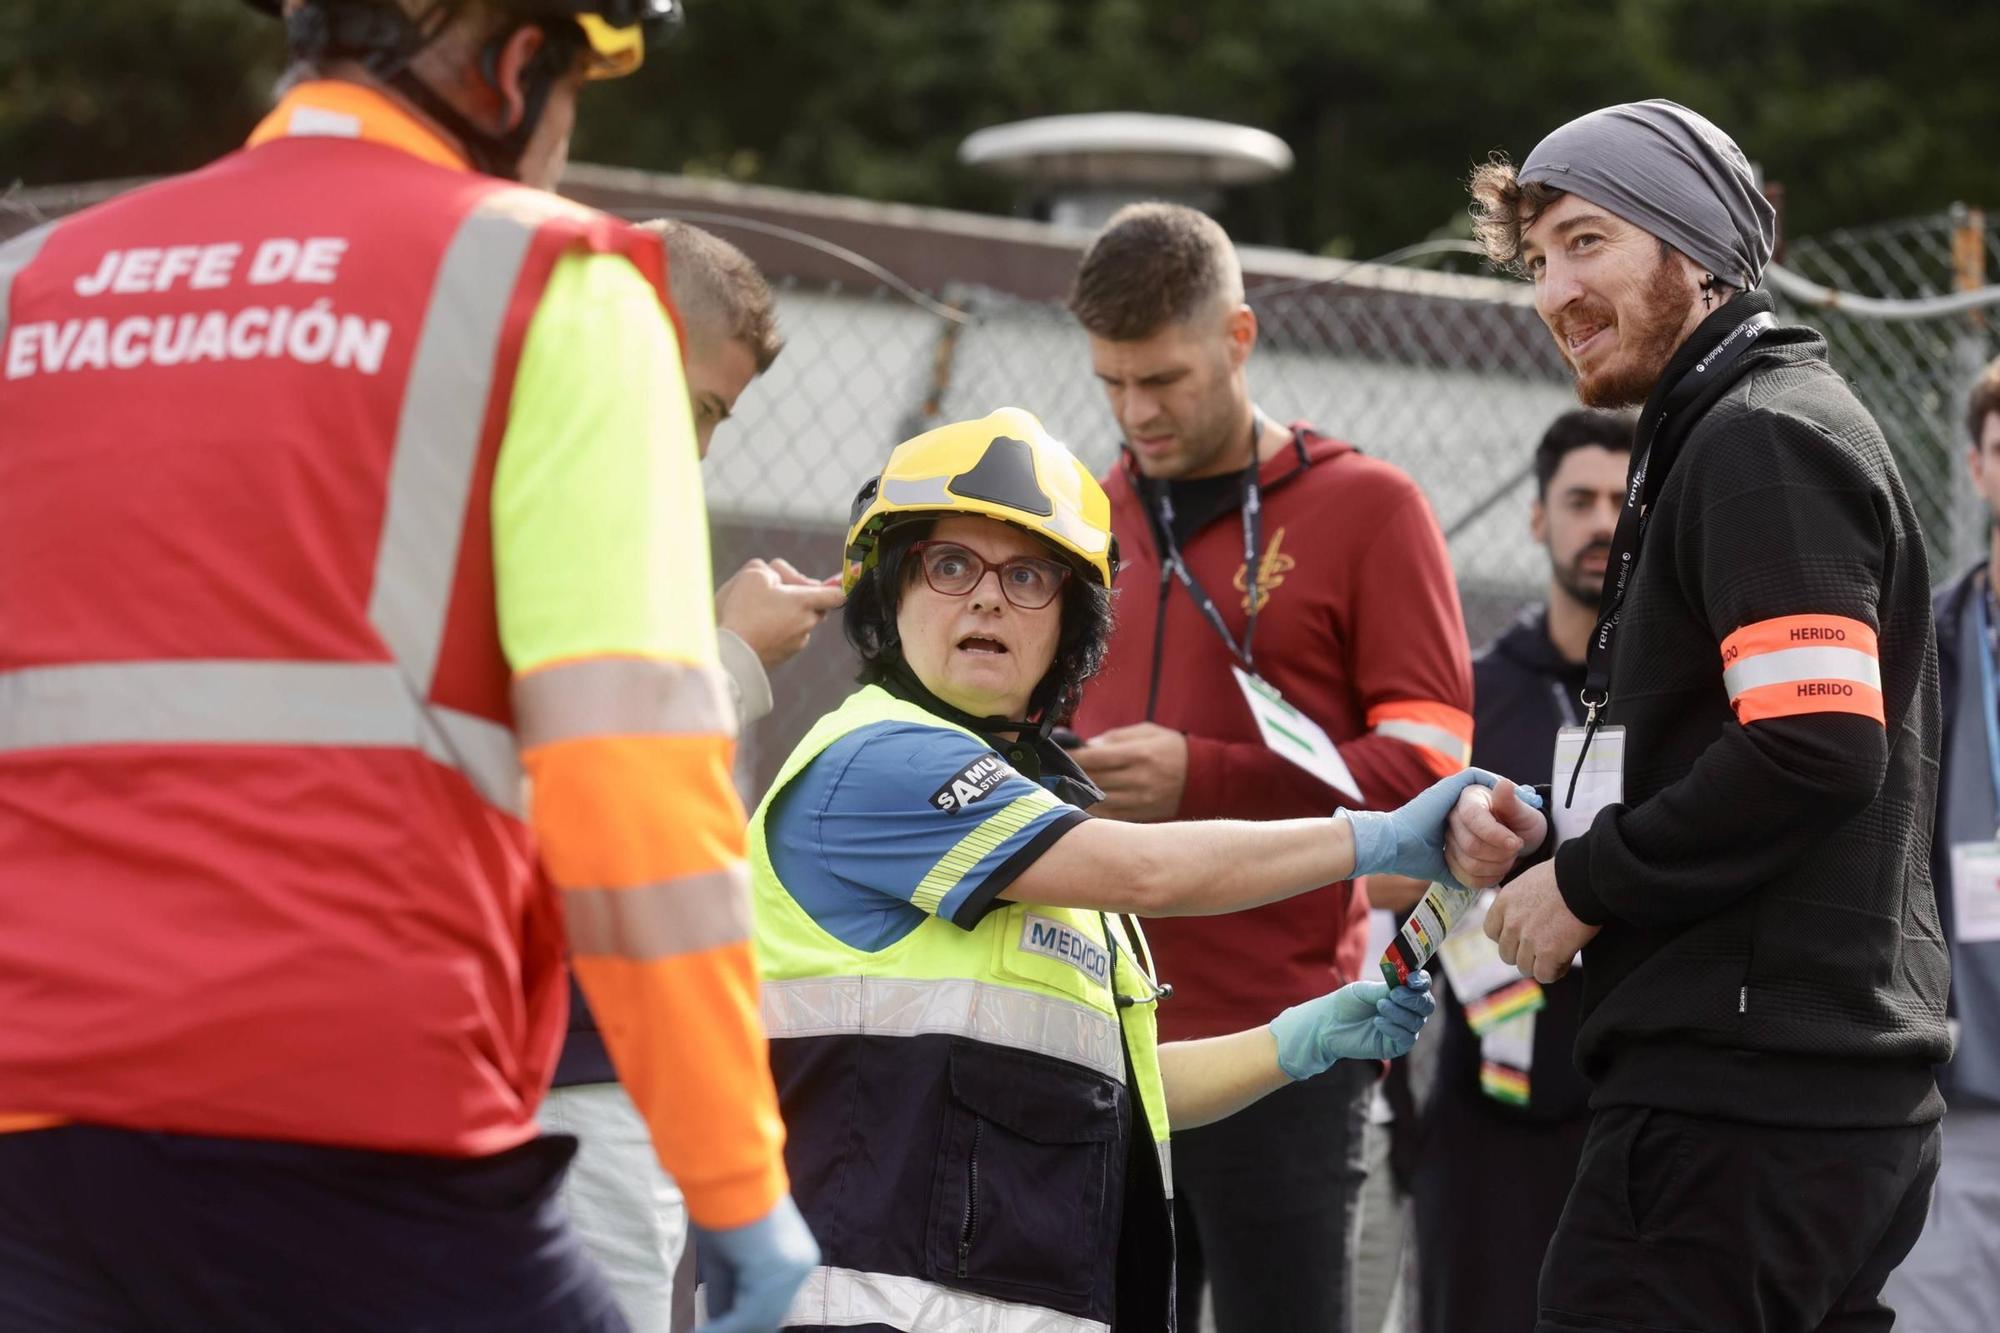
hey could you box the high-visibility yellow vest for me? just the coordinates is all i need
[750,684,1174,1332]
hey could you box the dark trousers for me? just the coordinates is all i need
[1173,1058,1371,1332]
[1412,1089,1590,1333]
[0,1125,628,1333]
[1536,1107,1941,1333]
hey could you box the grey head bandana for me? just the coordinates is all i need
[1519,99,1776,289]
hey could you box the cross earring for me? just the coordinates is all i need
[1701,275,1716,310]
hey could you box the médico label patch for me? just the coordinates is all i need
[1019,913,1110,988]
[929,753,1013,814]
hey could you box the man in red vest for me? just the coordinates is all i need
[0,3,814,1329]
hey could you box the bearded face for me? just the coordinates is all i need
[1520,194,1706,409]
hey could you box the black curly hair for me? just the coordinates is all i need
[844,518,1114,723]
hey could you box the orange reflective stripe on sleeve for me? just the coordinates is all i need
[1720,614,1885,725]
[0,1113,65,1134]
[524,732,746,888]
[1367,700,1474,777]
[572,944,788,1229]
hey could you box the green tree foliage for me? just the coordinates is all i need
[3,0,1994,258]
[0,0,281,188]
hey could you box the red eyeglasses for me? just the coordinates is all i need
[909,540,1071,610]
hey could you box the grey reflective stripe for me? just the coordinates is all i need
[514,656,735,750]
[563,865,752,961]
[0,221,59,357]
[1156,1139,1173,1200]
[0,662,523,817]
[779,1265,1110,1333]
[1372,719,1469,761]
[762,975,1124,1084]
[1723,645,1882,697]
[431,705,524,816]
[880,475,953,507]
[368,195,539,689]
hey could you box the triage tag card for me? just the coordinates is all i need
[1552,724,1625,845]
[1231,666,1363,803]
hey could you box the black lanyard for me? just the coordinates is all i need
[1566,309,1778,801]
[1146,411,1268,671]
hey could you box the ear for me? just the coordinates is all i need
[1225,304,1257,369]
[487,24,548,132]
[1970,445,1985,488]
[1529,496,1548,545]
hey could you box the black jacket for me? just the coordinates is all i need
[1548,292,1950,1128]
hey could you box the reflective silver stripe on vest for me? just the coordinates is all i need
[1722,645,1883,698]
[779,1265,1110,1333]
[0,661,523,817]
[1156,1139,1173,1201]
[0,221,59,355]
[430,704,525,816]
[563,864,752,961]
[1371,718,1470,763]
[368,196,540,689]
[761,975,1124,1084]
[513,656,736,750]
[0,197,560,812]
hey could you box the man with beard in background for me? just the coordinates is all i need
[1455,100,1949,1330]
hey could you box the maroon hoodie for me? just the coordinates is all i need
[1074,424,1472,1041]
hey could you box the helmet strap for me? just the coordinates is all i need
[870,662,1104,810]
[287,1,579,180]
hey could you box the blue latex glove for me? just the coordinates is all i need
[1340,768,1544,888]
[693,1192,819,1332]
[1269,971,1436,1080]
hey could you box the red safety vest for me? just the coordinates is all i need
[0,97,670,1157]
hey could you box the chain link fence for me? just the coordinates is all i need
[706,207,2000,794]
[1774,207,1998,574]
[5,186,1993,796]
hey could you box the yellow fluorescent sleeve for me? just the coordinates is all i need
[493,250,719,675]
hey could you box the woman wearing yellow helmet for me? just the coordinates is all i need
[747,409,1541,1331]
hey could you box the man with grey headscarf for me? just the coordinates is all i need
[1446,100,1951,1331]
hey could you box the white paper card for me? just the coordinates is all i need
[1437,892,1523,1001]
[1231,666,1363,803]
[1949,842,2000,944]
[1551,724,1625,845]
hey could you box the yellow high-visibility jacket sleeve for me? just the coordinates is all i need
[493,250,787,1230]
[494,251,718,670]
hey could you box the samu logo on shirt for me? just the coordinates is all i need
[1019,913,1110,988]
[929,753,1013,813]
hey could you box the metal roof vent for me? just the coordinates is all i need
[959,112,1294,229]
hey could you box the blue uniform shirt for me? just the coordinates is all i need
[766,721,1091,951]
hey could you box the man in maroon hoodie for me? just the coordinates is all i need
[1068,202,1474,1332]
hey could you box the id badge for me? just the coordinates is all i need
[1552,724,1625,845]
[1949,841,2000,944]
[1231,666,1363,802]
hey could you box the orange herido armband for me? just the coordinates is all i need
[1719,614,1884,725]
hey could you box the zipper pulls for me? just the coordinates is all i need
[957,1118,983,1278]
